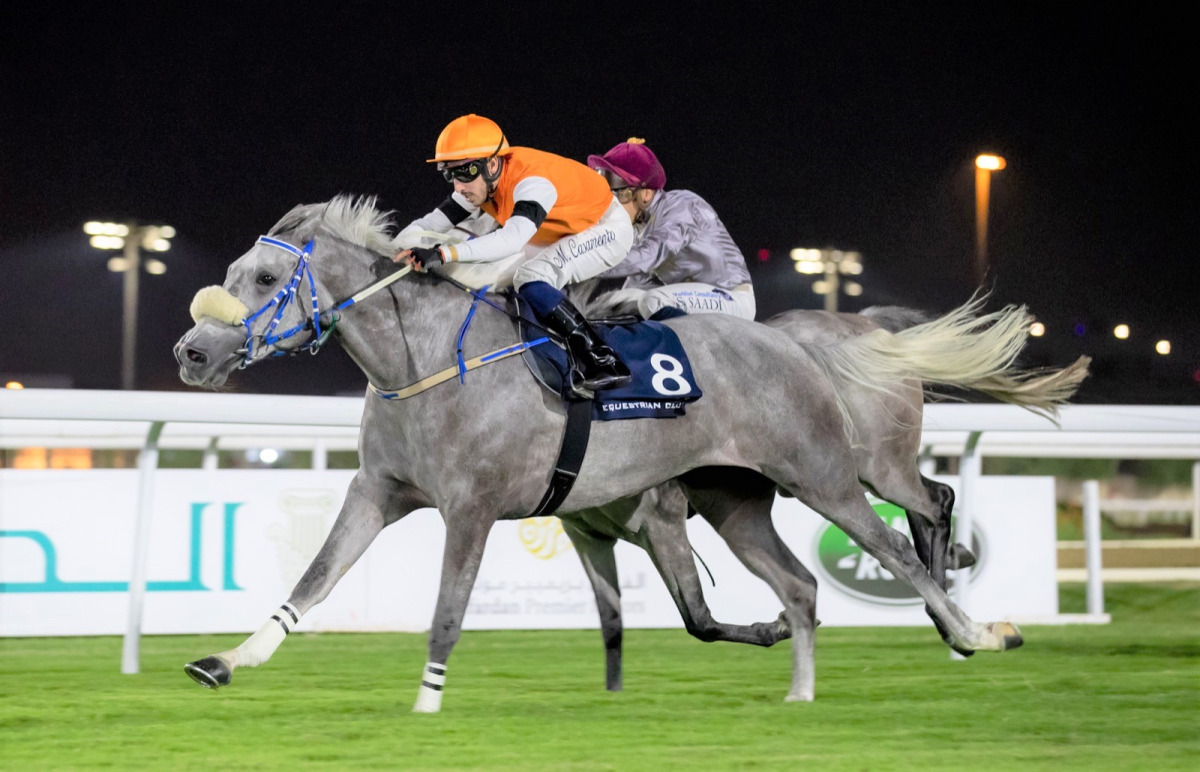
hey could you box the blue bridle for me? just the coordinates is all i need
[238,234,550,397]
[240,236,335,367]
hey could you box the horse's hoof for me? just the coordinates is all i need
[184,656,232,689]
[988,621,1024,651]
[950,543,977,570]
[784,691,814,703]
[412,684,443,713]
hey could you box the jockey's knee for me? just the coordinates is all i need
[513,260,565,291]
[637,291,683,320]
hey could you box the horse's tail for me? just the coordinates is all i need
[801,294,1091,422]
[858,305,932,333]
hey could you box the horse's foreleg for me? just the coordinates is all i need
[561,519,623,691]
[413,510,497,713]
[184,475,414,689]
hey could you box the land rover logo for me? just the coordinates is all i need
[814,500,984,605]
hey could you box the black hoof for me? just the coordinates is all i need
[184,656,232,689]
[950,544,977,570]
[1003,633,1024,650]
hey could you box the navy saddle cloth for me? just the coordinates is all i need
[513,296,702,420]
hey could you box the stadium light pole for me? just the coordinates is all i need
[790,248,863,312]
[974,154,1006,286]
[84,221,173,389]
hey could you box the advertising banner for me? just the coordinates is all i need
[0,471,1055,636]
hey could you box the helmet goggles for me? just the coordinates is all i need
[598,168,639,203]
[439,159,485,183]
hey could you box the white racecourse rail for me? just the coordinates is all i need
[1,389,1198,674]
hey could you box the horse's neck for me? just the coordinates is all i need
[329,261,512,392]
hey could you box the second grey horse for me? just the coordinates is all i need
[566,303,1085,697]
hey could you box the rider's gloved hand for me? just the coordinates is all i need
[403,245,445,272]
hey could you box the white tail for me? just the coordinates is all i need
[804,294,1090,422]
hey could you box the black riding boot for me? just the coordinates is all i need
[543,299,631,393]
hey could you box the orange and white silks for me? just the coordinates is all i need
[483,147,613,245]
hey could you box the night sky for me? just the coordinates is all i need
[1,4,1195,402]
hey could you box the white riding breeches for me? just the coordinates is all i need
[609,282,757,321]
[513,198,634,290]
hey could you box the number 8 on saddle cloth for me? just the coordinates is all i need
[513,296,703,420]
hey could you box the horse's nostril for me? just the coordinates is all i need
[187,349,208,365]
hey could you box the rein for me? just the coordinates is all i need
[240,235,549,399]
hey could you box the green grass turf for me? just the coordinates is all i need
[2,584,1196,770]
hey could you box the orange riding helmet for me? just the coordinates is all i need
[427,114,512,165]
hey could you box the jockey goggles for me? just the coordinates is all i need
[440,159,485,183]
[598,168,634,191]
[438,136,508,183]
[598,168,639,203]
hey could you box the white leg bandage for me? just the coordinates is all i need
[413,662,447,713]
[225,602,302,669]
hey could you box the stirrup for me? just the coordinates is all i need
[572,355,630,393]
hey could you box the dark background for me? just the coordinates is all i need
[1,3,1195,402]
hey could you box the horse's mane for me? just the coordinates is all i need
[269,195,396,257]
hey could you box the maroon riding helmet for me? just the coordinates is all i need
[587,138,666,190]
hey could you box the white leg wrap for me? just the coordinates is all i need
[226,604,301,668]
[412,662,446,713]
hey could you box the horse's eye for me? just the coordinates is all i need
[257,273,277,287]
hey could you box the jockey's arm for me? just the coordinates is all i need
[396,192,478,244]
[600,197,698,280]
[441,176,558,265]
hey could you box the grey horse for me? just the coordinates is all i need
[174,197,1087,710]
[564,303,1087,697]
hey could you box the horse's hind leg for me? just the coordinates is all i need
[560,519,624,691]
[782,464,1021,656]
[870,471,959,647]
[638,482,791,648]
[686,473,818,702]
[860,460,954,588]
[857,436,974,582]
[862,463,980,649]
[185,474,422,689]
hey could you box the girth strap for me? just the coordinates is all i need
[529,398,592,517]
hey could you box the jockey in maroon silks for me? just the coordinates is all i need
[588,138,756,322]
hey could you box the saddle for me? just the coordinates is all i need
[505,291,702,517]
[509,293,702,420]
